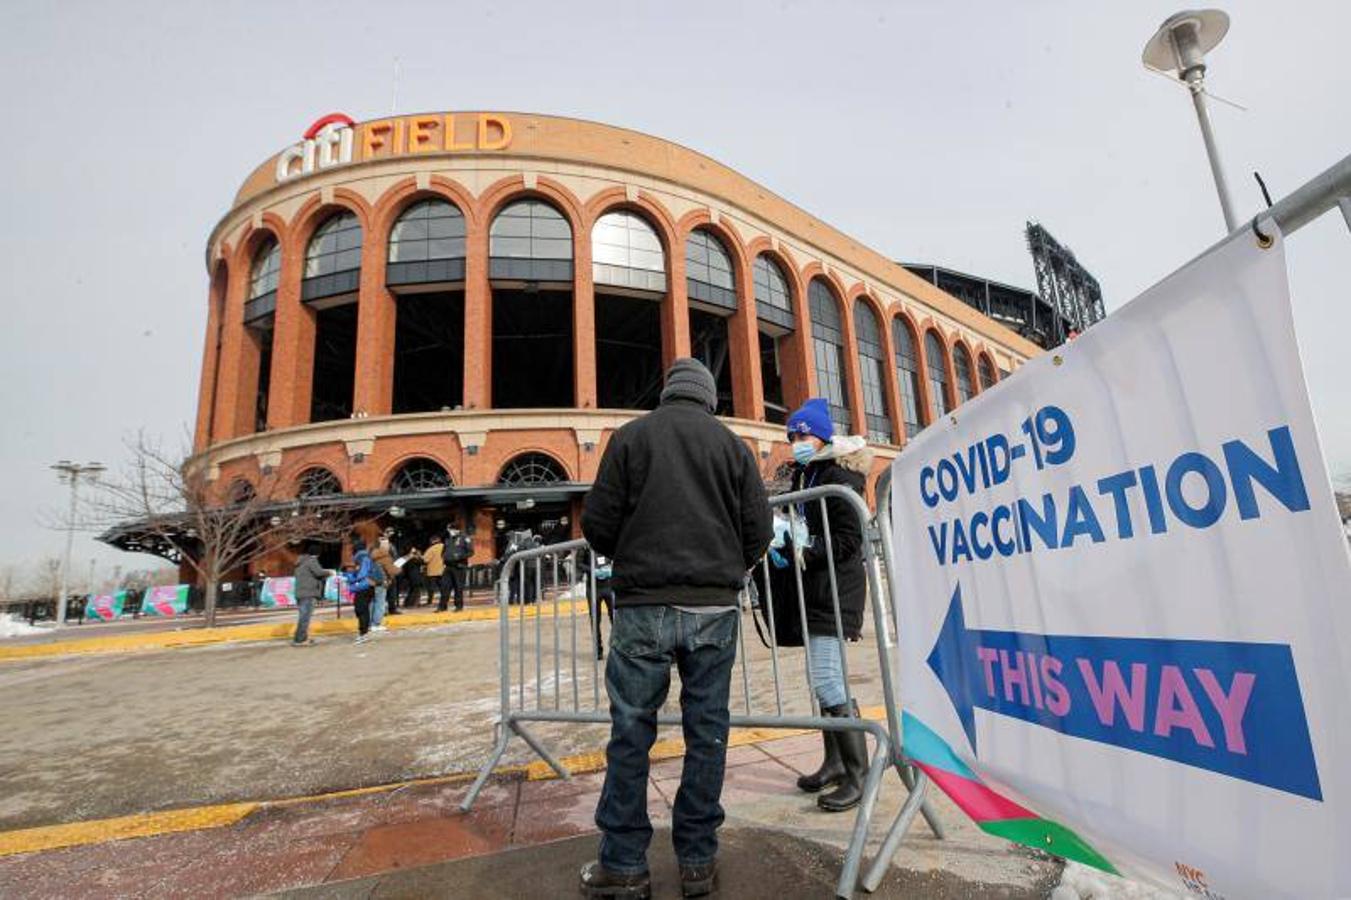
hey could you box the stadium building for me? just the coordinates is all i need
[171,111,1041,567]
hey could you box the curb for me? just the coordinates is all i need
[0,599,589,663]
[0,709,886,859]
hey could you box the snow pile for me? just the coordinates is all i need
[0,615,47,639]
[1058,862,1181,899]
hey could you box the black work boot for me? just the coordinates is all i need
[579,861,651,899]
[679,861,717,897]
[797,709,846,793]
[818,703,868,813]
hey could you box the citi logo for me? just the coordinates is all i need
[276,113,356,182]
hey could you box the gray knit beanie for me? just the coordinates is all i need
[659,357,718,413]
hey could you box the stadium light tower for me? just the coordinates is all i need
[51,460,105,627]
[1143,9,1237,232]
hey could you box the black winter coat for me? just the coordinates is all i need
[792,448,870,640]
[582,397,773,606]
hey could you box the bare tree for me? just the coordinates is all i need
[82,433,358,626]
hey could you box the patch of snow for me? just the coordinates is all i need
[0,615,48,639]
[1059,862,1181,900]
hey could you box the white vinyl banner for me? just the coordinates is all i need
[889,226,1351,898]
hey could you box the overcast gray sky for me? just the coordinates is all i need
[1,0,1347,578]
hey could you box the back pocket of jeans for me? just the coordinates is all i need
[690,609,738,651]
[612,606,666,658]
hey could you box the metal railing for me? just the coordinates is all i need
[459,483,943,898]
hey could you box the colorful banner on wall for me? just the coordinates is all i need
[85,591,129,622]
[140,585,190,617]
[323,574,353,605]
[888,227,1351,898]
[259,577,296,608]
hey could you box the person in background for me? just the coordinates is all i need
[578,358,772,899]
[370,534,398,629]
[446,523,473,611]
[343,537,377,645]
[291,543,332,646]
[778,398,871,813]
[590,551,615,660]
[424,533,448,611]
[402,543,426,608]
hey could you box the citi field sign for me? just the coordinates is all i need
[275,112,514,182]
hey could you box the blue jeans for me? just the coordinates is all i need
[293,597,316,643]
[371,586,387,626]
[596,605,739,874]
[808,634,848,708]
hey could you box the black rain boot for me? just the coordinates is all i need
[818,704,868,813]
[797,706,846,793]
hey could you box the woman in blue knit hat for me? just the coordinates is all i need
[780,397,872,812]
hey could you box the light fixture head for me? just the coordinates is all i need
[1143,9,1230,78]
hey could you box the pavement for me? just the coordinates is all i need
[0,729,1065,898]
[0,604,1087,898]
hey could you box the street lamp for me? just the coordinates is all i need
[1143,9,1237,232]
[50,460,105,627]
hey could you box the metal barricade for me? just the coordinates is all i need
[460,483,942,898]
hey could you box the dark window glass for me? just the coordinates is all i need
[498,453,567,486]
[389,200,465,263]
[925,331,952,418]
[854,300,892,444]
[388,458,453,493]
[297,467,342,498]
[249,238,281,300]
[978,355,997,390]
[892,319,924,439]
[753,254,794,331]
[809,279,851,434]
[685,230,734,290]
[954,346,975,404]
[490,200,572,260]
[305,212,362,279]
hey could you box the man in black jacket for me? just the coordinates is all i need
[579,358,772,900]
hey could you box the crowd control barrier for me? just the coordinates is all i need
[460,484,944,898]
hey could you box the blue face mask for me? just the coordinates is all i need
[792,441,817,466]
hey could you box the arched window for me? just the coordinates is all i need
[854,300,893,444]
[954,345,975,404]
[248,239,280,301]
[489,200,572,281]
[296,467,342,499]
[685,229,736,311]
[227,479,256,505]
[388,458,453,493]
[892,319,924,439]
[592,210,666,293]
[978,354,997,391]
[498,453,567,486]
[809,279,852,435]
[924,331,952,419]
[752,254,794,331]
[303,212,362,302]
[387,199,466,286]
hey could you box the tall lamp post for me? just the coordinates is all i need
[50,460,105,626]
[1143,9,1238,232]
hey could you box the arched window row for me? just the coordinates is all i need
[296,466,343,499]
[388,457,454,493]
[498,452,568,486]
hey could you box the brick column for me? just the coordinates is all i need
[463,220,491,410]
[266,237,315,428]
[210,265,254,440]
[728,255,764,421]
[193,270,226,451]
[663,246,691,366]
[352,228,395,416]
[573,226,597,409]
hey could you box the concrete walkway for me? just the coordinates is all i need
[0,730,1063,899]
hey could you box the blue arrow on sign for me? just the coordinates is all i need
[928,584,1323,801]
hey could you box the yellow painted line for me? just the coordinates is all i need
[0,802,259,858]
[0,599,590,663]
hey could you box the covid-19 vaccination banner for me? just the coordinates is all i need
[889,227,1351,898]
[139,584,189,617]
